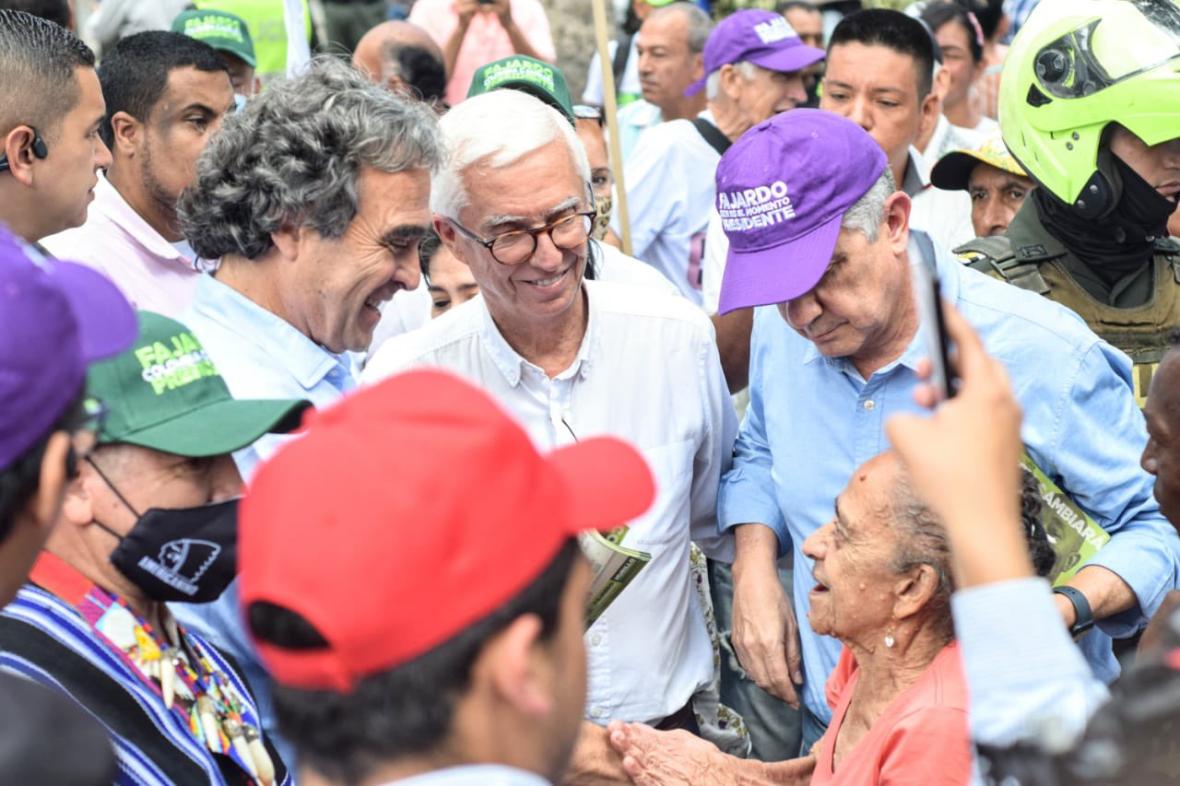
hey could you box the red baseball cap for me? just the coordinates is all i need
[239,369,656,693]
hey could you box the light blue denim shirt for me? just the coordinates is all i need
[170,273,357,771]
[719,233,1180,723]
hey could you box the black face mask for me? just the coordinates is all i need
[87,458,239,604]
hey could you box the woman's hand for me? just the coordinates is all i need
[607,722,730,786]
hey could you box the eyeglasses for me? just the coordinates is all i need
[449,211,596,266]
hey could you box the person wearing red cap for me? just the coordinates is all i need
[364,88,738,783]
[238,370,656,786]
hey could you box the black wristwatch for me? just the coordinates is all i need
[1053,586,1095,637]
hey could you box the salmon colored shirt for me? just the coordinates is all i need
[409,0,556,107]
[810,642,972,786]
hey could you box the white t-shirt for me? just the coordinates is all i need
[611,111,721,307]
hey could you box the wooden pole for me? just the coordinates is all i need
[591,0,633,255]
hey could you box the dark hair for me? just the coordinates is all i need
[418,230,443,281]
[957,0,1004,41]
[1019,467,1056,578]
[97,31,227,148]
[250,538,581,785]
[383,42,446,105]
[0,387,86,541]
[0,0,68,28]
[829,9,935,98]
[0,10,94,138]
[922,3,984,63]
[777,1,819,14]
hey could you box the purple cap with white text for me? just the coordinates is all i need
[685,10,825,97]
[0,226,137,469]
[715,109,888,314]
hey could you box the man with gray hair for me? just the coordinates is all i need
[609,1,710,164]
[716,108,1179,755]
[170,56,442,764]
[363,88,737,783]
[0,9,111,246]
[610,9,823,306]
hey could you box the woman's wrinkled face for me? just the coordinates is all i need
[801,456,903,642]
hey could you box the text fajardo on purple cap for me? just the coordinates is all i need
[714,109,889,315]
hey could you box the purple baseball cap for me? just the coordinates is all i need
[0,226,137,469]
[685,10,825,97]
[715,109,889,314]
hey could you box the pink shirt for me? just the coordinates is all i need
[41,175,200,317]
[409,0,556,107]
[811,642,972,786]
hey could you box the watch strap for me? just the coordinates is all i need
[1053,585,1095,636]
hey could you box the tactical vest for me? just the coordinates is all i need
[957,234,1180,407]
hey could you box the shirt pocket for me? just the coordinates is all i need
[626,439,695,549]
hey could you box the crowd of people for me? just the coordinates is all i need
[1,0,1179,785]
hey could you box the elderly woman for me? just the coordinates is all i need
[609,451,1052,785]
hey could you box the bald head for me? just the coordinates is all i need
[353,21,445,103]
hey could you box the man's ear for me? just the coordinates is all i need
[270,224,305,263]
[109,112,141,159]
[718,63,741,99]
[30,433,73,531]
[435,215,472,268]
[2,126,45,187]
[893,563,942,621]
[883,190,913,254]
[480,613,553,719]
[918,82,943,141]
[690,52,705,82]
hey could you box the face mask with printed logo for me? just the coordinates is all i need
[88,458,238,603]
[592,193,613,241]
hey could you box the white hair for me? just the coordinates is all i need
[841,168,897,242]
[705,60,758,100]
[432,90,591,219]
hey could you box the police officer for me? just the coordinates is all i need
[957,0,1180,407]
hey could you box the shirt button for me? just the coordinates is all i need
[863,399,876,411]
[591,706,606,719]
[590,633,603,646]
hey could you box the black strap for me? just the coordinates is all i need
[692,117,731,156]
[612,33,632,91]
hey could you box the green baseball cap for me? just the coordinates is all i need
[171,8,257,68]
[467,55,575,123]
[88,311,309,457]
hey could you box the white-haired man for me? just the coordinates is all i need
[363,89,737,783]
[611,9,823,305]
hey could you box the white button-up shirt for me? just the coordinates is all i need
[363,280,738,724]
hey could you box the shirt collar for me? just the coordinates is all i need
[191,274,354,391]
[901,146,931,198]
[93,174,191,267]
[477,286,598,387]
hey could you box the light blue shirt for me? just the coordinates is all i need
[378,765,550,786]
[953,578,1109,750]
[170,273,357,771]
[719,233,1180,723]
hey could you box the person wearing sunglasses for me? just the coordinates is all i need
[364,88,737,785]
[0,10,111,248]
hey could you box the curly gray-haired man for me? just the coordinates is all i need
[170,55,442,770]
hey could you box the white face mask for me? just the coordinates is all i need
[233,94,249,113]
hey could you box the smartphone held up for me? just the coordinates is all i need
[910,257,958,403]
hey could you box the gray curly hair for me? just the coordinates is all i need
[178,57,443,261]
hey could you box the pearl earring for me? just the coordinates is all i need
[884,633,896,649]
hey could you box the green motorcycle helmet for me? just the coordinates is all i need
[999,0,1180,219]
